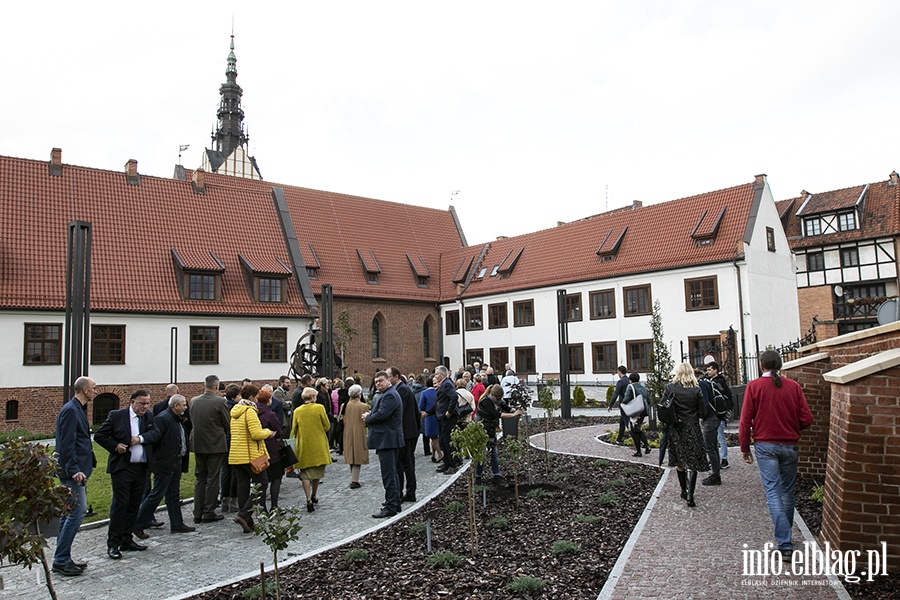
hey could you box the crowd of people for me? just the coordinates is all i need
[51,361,522,576]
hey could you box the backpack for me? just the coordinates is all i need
[656,387,679,427]
[707,380,730,420]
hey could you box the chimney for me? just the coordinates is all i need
[49,147,62,176]
[173,164,187,181]
[631,200,643,209]
[191,168,207,195]
[557,221,566,227]
[754,173,767,188]
[889,171,899,186]
[800,190,810,201]
[124,159,141,186]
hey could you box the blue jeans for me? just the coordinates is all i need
[754,442,798,550]
[54,478,87,565]
[475,441,500,478]
[717,419,727,460]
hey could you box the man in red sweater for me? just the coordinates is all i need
[739,350,814,558]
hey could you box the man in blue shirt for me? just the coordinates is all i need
[52,376,97,576]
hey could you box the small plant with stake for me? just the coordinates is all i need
[537,380,560,478]
[451,421,489,557]
[503,437,526,508]
[253,499,304,600]
[0,437,70,600]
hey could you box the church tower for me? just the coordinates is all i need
[200,35,262,180]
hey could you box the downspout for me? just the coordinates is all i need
[734,260,748,383]
[459,298,466,369]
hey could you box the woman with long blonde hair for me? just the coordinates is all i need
[664,363,709,507]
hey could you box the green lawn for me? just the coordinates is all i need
[51,442,197,523]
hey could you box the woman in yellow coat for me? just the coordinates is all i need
[291,386,332,512]
[229,384,275,533]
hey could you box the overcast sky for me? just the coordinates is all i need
[4,1,899,245]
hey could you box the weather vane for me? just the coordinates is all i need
[178,144,190,165]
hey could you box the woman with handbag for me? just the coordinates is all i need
[256,386,284,510]
[341,384,369,489]
[622,373,652,457]
[229,385,275,533]
[291,386,332,512]
[664,363,710,507]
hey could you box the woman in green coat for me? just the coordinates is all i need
[290,386,332,512]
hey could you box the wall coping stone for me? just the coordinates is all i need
[783,352,830,370]
[823,347,900,384]
[816,320,900,348]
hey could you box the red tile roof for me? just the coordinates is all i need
[1,154,466,315]
[776,177,900,249]
[438,181,760,301]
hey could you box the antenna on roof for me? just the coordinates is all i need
[450,190,460,203]
[604,184,608,212]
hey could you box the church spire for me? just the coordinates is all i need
[212,33,248,160]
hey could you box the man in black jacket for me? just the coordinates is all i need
[433,365,460,473]
[705,362,734,469]
[389,367,420,502]
[94,390,161,559]
[133,395,195,538]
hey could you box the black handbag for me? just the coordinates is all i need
[278,439,298,466]
[656,388,679,427]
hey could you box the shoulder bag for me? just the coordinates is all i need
[623,384,645,418]
[656,387,679,427]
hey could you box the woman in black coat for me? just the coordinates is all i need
[664,363,710,507]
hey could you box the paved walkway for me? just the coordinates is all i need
[1,419,854,599]
[536,424,852,600]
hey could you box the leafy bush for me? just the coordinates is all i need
[572,385,586,407]
[606,385,615,407]
[606,478,626,488]
[526,487,552,499]
[444,500,464,513]
[593,459,609,467]
[408,522,426,537]
[487,517,509,530]
[596,491,620,506]
[622,467,639,476]
[574,514,602,524]
[0,429,50,443]
[241,581,278,599]
[505,576,546,593]
[427,551,462,569]
[551,540,581,555]
[344,548,369,563]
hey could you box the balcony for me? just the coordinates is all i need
[833,297,890,319]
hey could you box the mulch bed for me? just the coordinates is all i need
[193,416,660,599]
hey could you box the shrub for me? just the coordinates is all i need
[597,491,620,506]
[505,576,546,594]
[344,548,369,563]
[408,522,426,536]
[572,385,586,407]
[607,478,626,488]
[444,500,463,513]
[551,540,581,555]
[241,581,278,599]
[622,467,639,476]
[487,517,509,530]
[574,514,602,524]
[593,459,609,467]
[526,487,552,499]
[427,551,462,569]
[810,485,824,504]
[552,471,568,481]
[606,385,615,407]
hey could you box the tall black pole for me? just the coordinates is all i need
[64,221,92,403]
[321,285,334,378]
[557,289,571,418]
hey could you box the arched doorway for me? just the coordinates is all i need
[92,393,120,426]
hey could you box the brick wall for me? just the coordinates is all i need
[797,286,833,335]
[783,356,831,479]
[820,368,900,570]
[333,298,440,386]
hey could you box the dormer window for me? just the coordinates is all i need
[406,254,431,288]
[838,212,856,231]
[301,243,321,280]
[804,218,821,237]
[690,207,725,247]
[238,254,292,304]
[172,249,225,302]
[357,249,382,285]
[596,227,627,261]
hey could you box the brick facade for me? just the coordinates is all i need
[789,323,900,571]
[797,286,833,335]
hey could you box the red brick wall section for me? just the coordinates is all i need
[797,286,834,338]
[820,367,900,571]
[784,357,831,479]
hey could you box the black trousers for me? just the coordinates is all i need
[234,463,268,524]
[438,419,458,469]
[108,462,148,549]
[397,437,418,497]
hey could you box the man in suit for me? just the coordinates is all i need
[189,374,230,523]
[133,395,195,538]
[363,371,405,518]
[389,367,420,503]
[152,384,179,416]
[94,389,161,559]
[272,375,291,428]
[51,376,96,576]
[434,365,460,474]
